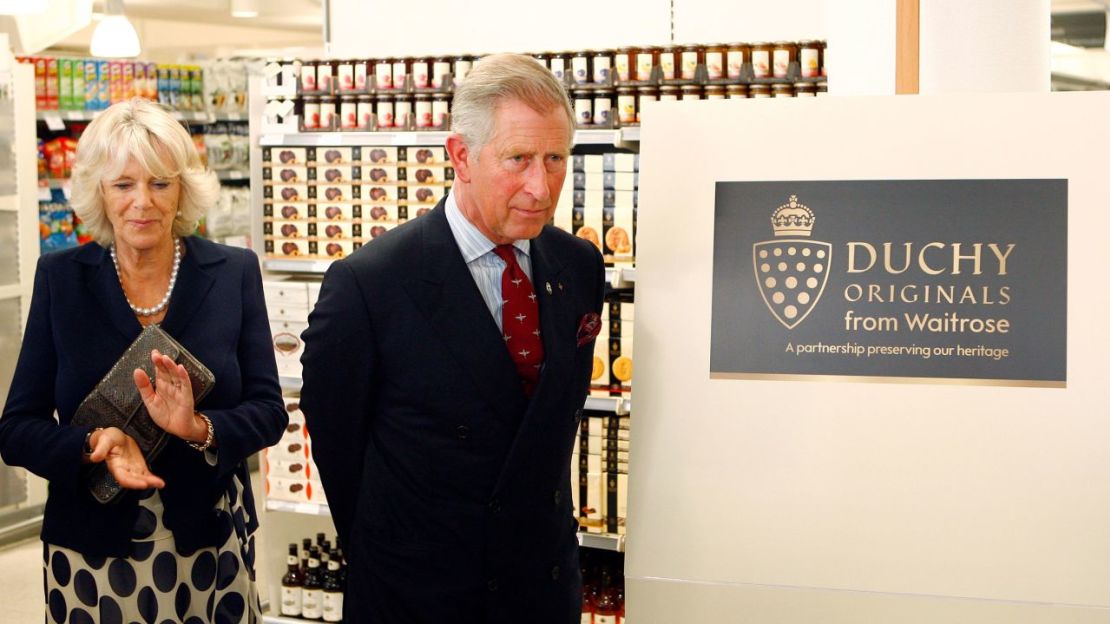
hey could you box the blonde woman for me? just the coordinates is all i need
[0,98,285,623]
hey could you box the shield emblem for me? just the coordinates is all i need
[752,239,832,329]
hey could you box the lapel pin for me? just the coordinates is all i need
[545,282,553,295]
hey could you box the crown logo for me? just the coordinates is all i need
[771,195,815,237]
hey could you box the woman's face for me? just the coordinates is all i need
[102,156,181,253]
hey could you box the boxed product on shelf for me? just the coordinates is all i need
[590,331,610,397]
[409,146,447,164]
[407,185,444,205]
[265,165,309,184]
[363,165,398,183]
[318,221,360,239]
[574,154,604,173]
[267,184,309,203]
[603,152,638,172]
[555,182,574,232]
[408,165,450,184]
[317,184,357,202]
[267,238,313,258]
[266,220,308,239]
[270,319,307,376]
[316,147,356,164]
[320,239,360,259]
[363,146,399,164]
[364,223,395,240]
[264,202,311,220]
[362,185,394,203]
[264,147,309,165]
[317,202,359,220]
[316,165,356,183]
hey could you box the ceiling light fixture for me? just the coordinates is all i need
[230,0,259,18]
[90,0,140,58]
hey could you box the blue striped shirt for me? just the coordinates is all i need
[444,191,532,332]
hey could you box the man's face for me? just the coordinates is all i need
[454,99,571,245]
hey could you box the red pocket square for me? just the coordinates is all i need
[576,313,602,347]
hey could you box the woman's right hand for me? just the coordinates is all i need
[86,427,166,490]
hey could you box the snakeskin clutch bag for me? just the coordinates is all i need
[72,324,214,504]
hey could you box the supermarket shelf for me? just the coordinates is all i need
[583,396,631,414]
[279,375,303,391]
[264,259,334,273]
[606,266,636,289]
[260,128,641,148]
[266,499,331,516]
[578,531,625,552]
[36,110,237,124]
[260,131,452,147]
[216,169,249,181]
[262,614,305,624]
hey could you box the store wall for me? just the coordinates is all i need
[327,0,825,58]
[629,92,1110,622]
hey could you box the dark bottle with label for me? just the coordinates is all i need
[593,566,620,624]
[322,550,345,622]
[301,538,312,574]
[279,543,304,617]
[302,547,324,620]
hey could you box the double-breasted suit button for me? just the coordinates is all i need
[456,425,469,440]
[489,499,501,514]
[553,490,561,505]
[487,578,499,592]
[551,565,561,580]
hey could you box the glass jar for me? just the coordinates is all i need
[356,94,373,129]
[658,85,679,101]
[726,43,750,80]
[750,84,772,98]
[354,59,369,91]
[411,57,431,89]
[394,93,413,128]
[337,59,355,91]
[593,89,613,126]
[572,89,592,126]
[549,52,569,82]
[794,82,816,97]
[592,50,612,84]
[317,61,335,92]
[772,84,794,98]
[302,95,320,129]
[616,86,636,125]
[453,56,473,85]
[679,85,702,101]
[680,45,702,81]
[799,41,824,78]
[376,94,395,128]
[374,58,393,89]
[319,95,337,129]
[614,47,634,83]
[414,93,433,127]
[726,84,748,99]
[704,85,726,100]
[431,57,452,89]
[772,41,798,79]
[636,46,658,82]
[658,46,678,81]
[392,57,410,90]
[704,44,727,81]
[571,51,590,85]
[340,95,358,128]
[751,42,773,79]
[432,93,450,127]
[300,60,318,92]
[636,86,657,123]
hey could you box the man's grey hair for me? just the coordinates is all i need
[450,53,575,156]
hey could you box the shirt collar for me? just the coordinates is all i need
[444,190,530,263]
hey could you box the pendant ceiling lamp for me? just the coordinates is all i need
[90,0,140,58]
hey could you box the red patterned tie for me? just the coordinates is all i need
[493,244,545,396]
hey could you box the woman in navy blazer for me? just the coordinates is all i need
[0,98,285,623]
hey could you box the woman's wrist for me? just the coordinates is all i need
[186,412,214,451]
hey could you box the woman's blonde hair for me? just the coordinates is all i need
[70,98,218,246]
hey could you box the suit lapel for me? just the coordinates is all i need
[492,228,579,495]
[77,243,141,341]
[402,204,529,421]
[160,237,220,337]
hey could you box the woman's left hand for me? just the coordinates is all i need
[134,349,209,444]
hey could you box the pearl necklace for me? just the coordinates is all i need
[110,237,182,317]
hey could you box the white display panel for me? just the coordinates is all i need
[629,92,1110,621]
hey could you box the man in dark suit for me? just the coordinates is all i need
[300,53,605,623]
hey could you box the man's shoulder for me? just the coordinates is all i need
[538,224,601,264]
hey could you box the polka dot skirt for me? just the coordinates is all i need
[43,469,261,624]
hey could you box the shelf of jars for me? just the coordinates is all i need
[35,109,242,124]
[258,128,638,147]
